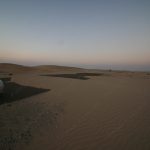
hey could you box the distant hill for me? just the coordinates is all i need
[0,63,84,73]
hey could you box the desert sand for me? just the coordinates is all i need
[0,63,150,150]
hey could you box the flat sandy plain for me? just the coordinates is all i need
[0,63,150,150]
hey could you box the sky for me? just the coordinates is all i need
[0,0,150,71]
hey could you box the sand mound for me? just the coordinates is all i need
[0,63,34,73]
[0,63,83,74]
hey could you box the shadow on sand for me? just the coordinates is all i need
[0,82,50,105]
[41,73,104,80]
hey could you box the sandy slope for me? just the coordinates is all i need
[0,64,150,150]
[0,63,84,73]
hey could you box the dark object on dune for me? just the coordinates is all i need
[0,82,50,105]
[0,73,12,95]
[41,73,104,80]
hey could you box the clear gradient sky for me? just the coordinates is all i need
[0,0,150,71]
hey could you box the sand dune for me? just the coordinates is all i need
[0,63,84,73]
[0,64,150,150]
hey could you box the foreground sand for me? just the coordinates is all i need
[0,70,150,150]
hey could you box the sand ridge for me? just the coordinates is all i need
[0,63,84,74]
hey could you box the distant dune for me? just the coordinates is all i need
[0,63,84,73]
[0,63,149,79]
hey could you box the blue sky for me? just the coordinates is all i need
[0,0,150,71]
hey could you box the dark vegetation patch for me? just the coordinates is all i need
[41,73,104,80]
[0,82,50,105]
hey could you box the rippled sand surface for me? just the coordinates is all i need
[0,72,150,150]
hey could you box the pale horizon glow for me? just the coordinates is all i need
[0,0,150,71]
